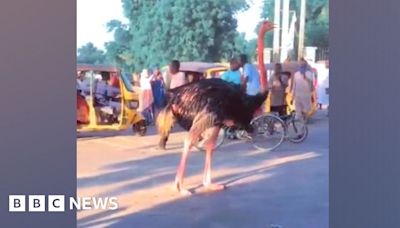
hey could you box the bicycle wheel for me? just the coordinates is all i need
[286,118,308,143]
[194,128,226,151]
[249,114,285,152]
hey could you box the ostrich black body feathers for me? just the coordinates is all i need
[159,79,268,134]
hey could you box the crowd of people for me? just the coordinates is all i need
[132,60,187,125]
[77,55,329,126]
[131,55,328,126]
[218,55,328,123]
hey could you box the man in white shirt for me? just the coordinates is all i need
[157,60,185,150]
[76,71,91,96]
[168,60,185,89]
[315,61,329,109]
[94,73,121,120]
[291,58,315,122]
[76,71,84,91]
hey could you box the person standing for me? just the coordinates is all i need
[269,63,289,116]
[323,60,329,115]
[157,60,185,150]
[316,60,329,110]
[139,69,154,125]
[239,54,260,96]
[168,60,186,89]
[151,65,166,119]
[238,54,264,117]
[290,58,315,122]
[221,58,242,86]
[220,57,244,140]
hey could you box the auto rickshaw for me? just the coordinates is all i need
[76,64,147,135]
[263,61,318,117]
[179,62,228,79]
[162,61,228,86]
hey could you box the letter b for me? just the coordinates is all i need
[29,195,45,212]
[9,195,25,212]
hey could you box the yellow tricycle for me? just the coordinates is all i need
[162,61,228,86]
[76,64,147,136]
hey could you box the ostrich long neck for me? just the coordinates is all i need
[257,22,270,91]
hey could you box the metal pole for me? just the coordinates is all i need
[298,0,307,60]
[90,71,94,99]
[280,0,290,62]
[272,0,281,62]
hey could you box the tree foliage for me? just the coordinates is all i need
[104,20,134,71]
[77,42,106,64]
[304,0,328,47]
[78,1,328,69]
[234,33,257,61]
[260,0,329,48]
[104,0,249,71]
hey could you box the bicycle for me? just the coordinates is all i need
[195,111,308,152]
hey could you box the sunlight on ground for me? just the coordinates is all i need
[77,151,320,227]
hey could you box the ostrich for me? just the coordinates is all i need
[157,21,275,195]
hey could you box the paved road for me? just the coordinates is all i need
[77,110,329,228]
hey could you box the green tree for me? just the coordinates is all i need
[260,0,329,48]
[104,20,134,71]
[259,0,275,47]
[111,0,249,71]
[77,42,106,64]
[234,33,257,61]
[304,0,329,47]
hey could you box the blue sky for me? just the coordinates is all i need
[77,0,263,50]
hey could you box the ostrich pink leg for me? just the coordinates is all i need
[203,127,225,191]
[174,137,193,195]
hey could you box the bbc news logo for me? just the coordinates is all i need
[9,195,118,212]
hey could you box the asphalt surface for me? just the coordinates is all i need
[77,110,329,228]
